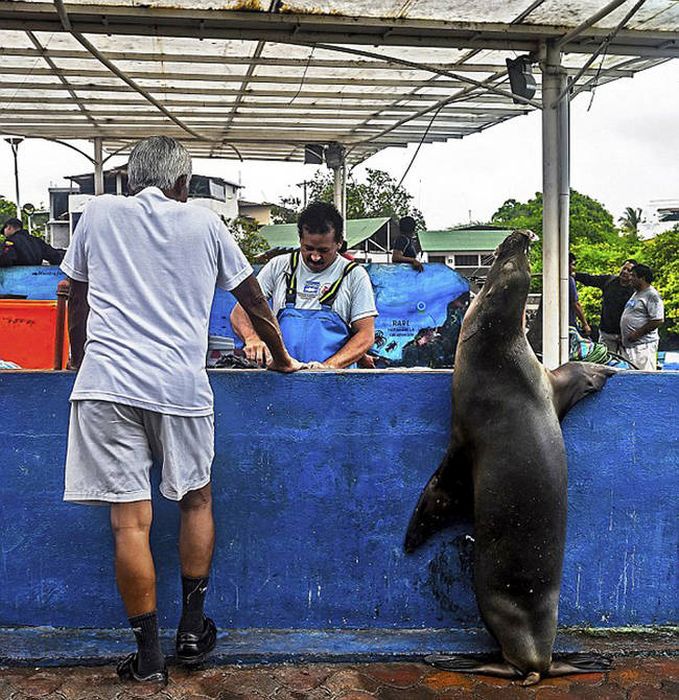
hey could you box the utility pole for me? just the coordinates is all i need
[4,137,24,217]
[296,179,313,208]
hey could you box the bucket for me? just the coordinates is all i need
[206,334,235,367]
[0,299,69,369]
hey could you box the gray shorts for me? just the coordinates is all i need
[64,400,214,505]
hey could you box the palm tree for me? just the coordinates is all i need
[619,206,642,235]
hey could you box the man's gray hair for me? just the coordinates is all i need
[127,136,192,193]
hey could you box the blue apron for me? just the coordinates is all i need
[278,250,359,364]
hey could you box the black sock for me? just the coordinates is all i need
[129,611,164,675]
[179,575,209,633]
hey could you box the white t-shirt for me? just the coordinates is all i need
[61,187,252,416]
[620,285,664,347]
[257,253,377,325]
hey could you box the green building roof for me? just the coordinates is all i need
[259,217,390,250]
[419,229,511,253]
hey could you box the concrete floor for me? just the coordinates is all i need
[1,655,677,699]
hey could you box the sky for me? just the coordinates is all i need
[1,59,678,231]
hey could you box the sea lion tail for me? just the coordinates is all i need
[404,444,473,553]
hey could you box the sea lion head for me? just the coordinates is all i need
[482,228,536,303]
[461,230,537,342]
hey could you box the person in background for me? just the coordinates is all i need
[231,201,376,368]
[620,263,664,371]
[575,258,636,354]
[0,217,65,266]
[60,136,304,685]
[569,253,590,336]
[392,215,424,272]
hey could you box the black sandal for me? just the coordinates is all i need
[116,652,168,684]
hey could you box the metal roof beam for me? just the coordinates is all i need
[0,95,532,114]
[0,81,487,100]
[0,110,508,126]
[0,47,639,77]
[0,66,480,89]
[0,5,674,48]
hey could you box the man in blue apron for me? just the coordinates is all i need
[231,202,377,368]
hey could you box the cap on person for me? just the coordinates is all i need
[3,218,23,232]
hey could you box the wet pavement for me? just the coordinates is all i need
[1,655,677,699]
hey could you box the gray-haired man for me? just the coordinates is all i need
[61,136,304,684]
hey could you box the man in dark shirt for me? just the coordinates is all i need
[392,215,423,272]
[0,218,65,266]
[575,258,636,354]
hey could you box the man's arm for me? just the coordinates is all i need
[574,272,608,289]
[0,240,18,267]
[41,239,66,265]
[230,274,302,372]
[322,316,375,369]
[66,278,89,370]
[392,247,424,272]
[574,301,590,336]
[230,301,271,365]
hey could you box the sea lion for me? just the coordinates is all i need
[405,229,615,686]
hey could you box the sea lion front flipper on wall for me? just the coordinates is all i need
[403,438,473,553]
[549,362,618,421]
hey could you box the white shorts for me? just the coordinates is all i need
[64,400,214,505]
[622,341,659,371]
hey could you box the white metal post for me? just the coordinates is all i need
[557,72,571,365]
[541,42,570,369]
[93,137,104,195]
[332,161,346,222]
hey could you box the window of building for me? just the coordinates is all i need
[454,254,479,266]
[428,255,446,263]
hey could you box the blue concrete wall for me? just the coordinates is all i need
[0,370,676,636]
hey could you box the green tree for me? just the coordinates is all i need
[271,201,299,224]
[491,190,641,321]
[643,226,679,337]
[284,168,426,229]
[618,206,642,236]
[0,196,18,245]
[224,215,269,263]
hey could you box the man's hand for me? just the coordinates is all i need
[582,322,591,337]
[267,356,307,373]
[243,338,271,366]
[627,329,640,342]
[307,361,326,370]
[412,260,424,273]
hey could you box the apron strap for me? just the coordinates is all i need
[285,250,300,305]
[319,261,359,307]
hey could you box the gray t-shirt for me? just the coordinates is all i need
[620,286,664,347]
[61,187,252,416]
[257,253,377,325]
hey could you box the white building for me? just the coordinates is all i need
[48,166,241,247]
[638,199,679,240]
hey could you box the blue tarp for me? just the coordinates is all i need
[1,263,470,366]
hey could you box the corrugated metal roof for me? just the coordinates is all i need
[260,216,390,249]
[420,229,512,252]
[0,1,676,162]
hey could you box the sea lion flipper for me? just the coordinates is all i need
[549,361,617,421]
[548,653,613,675]
[404,443,473,553]
[424,654,523,679]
